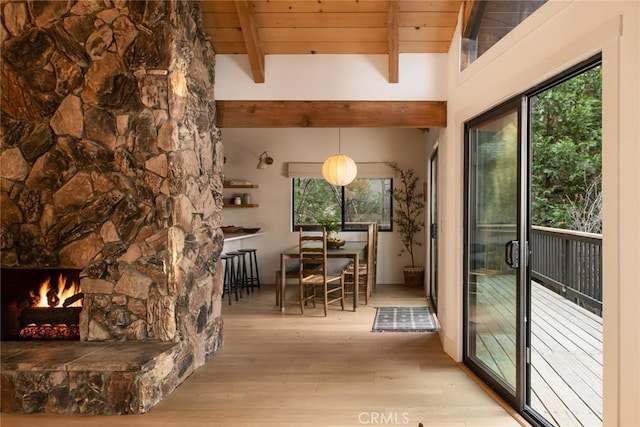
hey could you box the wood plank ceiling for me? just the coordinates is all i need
[201,1,468,128]
[202,0,464,83]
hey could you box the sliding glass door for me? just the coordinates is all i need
[464,102,523,402]
[463,57,602,427]
[526,63,603,427]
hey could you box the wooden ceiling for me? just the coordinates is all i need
[200,1,540,129]
[201,1,465,84]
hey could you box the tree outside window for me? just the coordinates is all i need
[292,178,392,232]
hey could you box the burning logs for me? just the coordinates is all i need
[62,293,84,307]
[1,270,84,341]
[46,289,60,307]
[19,307,82,326]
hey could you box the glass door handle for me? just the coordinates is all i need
[505,240,520,269]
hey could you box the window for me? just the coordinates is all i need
[461,0,547,71]
[292,177,392,232]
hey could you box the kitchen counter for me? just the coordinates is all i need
[223,231,265,242]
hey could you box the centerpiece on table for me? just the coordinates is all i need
[319,218,345,249]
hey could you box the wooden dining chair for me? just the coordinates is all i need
[298,227,345,316]
[344,222,378,304]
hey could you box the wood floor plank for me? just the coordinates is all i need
[0,284,524,427]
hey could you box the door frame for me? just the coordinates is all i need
[428,146,439,313]
[462,97,526,409]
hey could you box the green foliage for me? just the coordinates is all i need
[389,164,425,267]
[345,178,391,226]
[318,217,340,233]
[293,178,392,230]
[531,66,602,232]
[345,179,375,222]
[476,120,518,226]
[293,178,341,226]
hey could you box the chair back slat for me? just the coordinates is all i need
[298,227,345,315]
[367,222,378,286]
[299,230,327,277]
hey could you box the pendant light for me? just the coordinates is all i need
[322,128,358,186]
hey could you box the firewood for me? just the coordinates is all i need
[46,288,60,307]
[18,307,81,327]
[63,292,84,307]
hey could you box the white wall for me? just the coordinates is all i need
[438,1,640,426]
[215,53,441,286]
[220,127,427,285]
[215,53,448,100]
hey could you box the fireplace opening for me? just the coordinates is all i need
[1,268,83,341]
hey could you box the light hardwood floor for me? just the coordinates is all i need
[1,284,528,427]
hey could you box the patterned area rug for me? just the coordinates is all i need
[371,306,437,332]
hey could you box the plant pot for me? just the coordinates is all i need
[403,266,424,287]
[327,239,345,249]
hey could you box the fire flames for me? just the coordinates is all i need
[29,274,82,308]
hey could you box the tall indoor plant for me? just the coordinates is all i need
[390,163,425,286]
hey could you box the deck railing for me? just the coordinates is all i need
[530,226,603,316]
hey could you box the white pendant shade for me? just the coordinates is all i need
[322,154,358,186]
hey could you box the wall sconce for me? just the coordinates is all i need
[322,128,358,186]
[257,151,274,169]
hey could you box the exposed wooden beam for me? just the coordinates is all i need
[234,1,265,83]
[387,1,399,83]
[216,101,447,128]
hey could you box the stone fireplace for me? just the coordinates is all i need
[1,0,225,414]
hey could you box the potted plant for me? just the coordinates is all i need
[319,218,345,248]
[389,163,425,286]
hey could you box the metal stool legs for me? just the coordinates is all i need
[226,251,249,296]
[238,248,260,292]
[221,253,239,305]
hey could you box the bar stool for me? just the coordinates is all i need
[225,251,249,296]
[238,248,261,292]
[221,253,239,305]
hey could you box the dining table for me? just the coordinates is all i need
[278,241,368,313]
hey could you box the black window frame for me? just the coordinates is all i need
[291,177,393,233]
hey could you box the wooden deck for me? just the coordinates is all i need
[473,274,603,427]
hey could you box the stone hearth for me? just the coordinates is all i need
[0,0,225,414]
[1,341,179,414]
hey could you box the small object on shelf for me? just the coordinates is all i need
[223,182,259,189]
[233,196,242,205]
[242,193,252,204]
[242,227,261,234]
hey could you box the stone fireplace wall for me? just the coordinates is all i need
[1,0,224,380]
